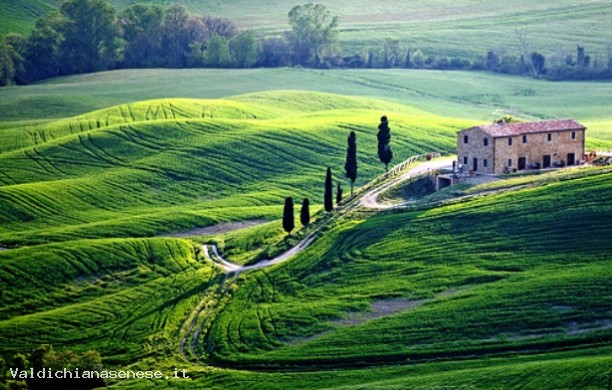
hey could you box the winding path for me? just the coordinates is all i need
[202,156,454,274]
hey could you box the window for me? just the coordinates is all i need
[483,159,488,167]
[547,133,552,141]
[483,138,488,146]
[508,137,513,146]
[464,135,469,144]
[508,159,512,167]
[463,156,468,165]
[522,135,527,143]
[571,131,576,140]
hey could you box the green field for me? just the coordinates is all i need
[2,68,612,150]
[3,0,611,62]
[1,67,611,388]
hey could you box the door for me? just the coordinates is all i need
[473,157,478,172]
[567,153,575,165]
[518,157,526,170]
[543,155,551,168]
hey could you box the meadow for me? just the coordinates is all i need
[3,0,611,63]
[1,68,611,388]
[0,91,471,248]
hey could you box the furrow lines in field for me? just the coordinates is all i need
[243,136,315,173]
[53,143,114,169]
[23,149,54,177]
[0,189,62,220]
[127,105,136,122]
[0,169,16,186]
[169,103,191,118]
[144,105,153,121]
[110,126,164,152]
[32,147,67,176]
[86,133,130,165]
[78,134,124,167]
[118,105,130,122]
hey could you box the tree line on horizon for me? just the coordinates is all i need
[2,0,612,86]
[282,116,393,235]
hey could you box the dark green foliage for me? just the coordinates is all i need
[205,33,231,67]
[58,0,119,74]
[324,167,333,212]
[344,130,357,196]
[300,198,310,227]
[336,182,343,205]
[377,115,393,171]
[20,14,62,83]
[120,4,164,68]
[0,43,16,86]
[161,4,190,68]
[531,51,546,76]
[287,3,338,66]
[283,197,294,234]
[230,31,260,68]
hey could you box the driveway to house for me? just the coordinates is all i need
[203,156,454,274]
[359,157,454,209]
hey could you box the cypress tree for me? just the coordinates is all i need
[377,115,393,172]
[344,131,357,197]
[300,198,310,227]
[282,197,294,234]
[324,167,333,212]
[336,182,343,205]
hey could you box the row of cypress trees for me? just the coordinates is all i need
[282,116,393,235]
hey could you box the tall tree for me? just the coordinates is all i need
[344,131,357,196]
[161,4,190,67]
[324,167,333,212]
[21,14,62,82]
[300,198,310,227]
[205,33,231,67]
[203,16,236,40]
[287,3,339,66]
[377,116,393,172]
[530,52,546,76]
[0,34,25,85]
[58,0,118,74]
[336,182,343,205]
[119,4,164,67]
[283,197,295,234]
[230,31,260,68]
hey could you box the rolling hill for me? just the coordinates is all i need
[2,0,611,62]
[0,91,470,247]
[1,88,610,389]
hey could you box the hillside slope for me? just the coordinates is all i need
[0,91,468,246]
[2,69,611,152]
[3,0,610,60]
[0,90,610,389]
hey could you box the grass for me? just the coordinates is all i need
[1,69,611,151]
[3,0,611,63]
[0,236,219,364]
[0,86,610,389]
[0,91,468,246]
[201,171,612,368]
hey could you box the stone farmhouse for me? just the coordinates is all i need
[456,119,586,175]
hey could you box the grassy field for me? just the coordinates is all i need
[1,76,611,388]
[203,172,612,364]
[0,91,468,247]
[3,0,611,62]
[2,69,612,147]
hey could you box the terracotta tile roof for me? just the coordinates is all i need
[462,119,586,138]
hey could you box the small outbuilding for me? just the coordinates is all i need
[457,119,586,175]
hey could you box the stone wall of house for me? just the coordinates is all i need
[456,127,495,174]
[493,129,585,174]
